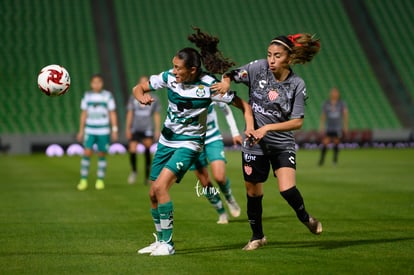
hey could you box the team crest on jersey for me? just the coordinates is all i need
[244,165,252,175]
[196,85,206,97]
[268,90,279,101]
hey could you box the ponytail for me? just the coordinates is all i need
[188,27,235,74]
[271,33,320,64]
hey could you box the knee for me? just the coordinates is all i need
[151,182,166,198]
[149,188,157,204]
[84,149,93,157]
[212,171,226,184]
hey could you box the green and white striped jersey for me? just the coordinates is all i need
[80,90,116,135]
[149,70,218,152]
[205,102,240,145]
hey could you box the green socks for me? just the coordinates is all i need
[219,178,233,201]
[80,156,90,179]
[158,201,174,245]
[151,208,162,240]
[204,187,225,215]
[97,156,107,179]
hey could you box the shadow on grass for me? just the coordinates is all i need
[177,236,414,254]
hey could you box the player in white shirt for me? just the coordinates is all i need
[133,28,254,256]
[76,74,118,191]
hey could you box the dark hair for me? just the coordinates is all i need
[90,73,104,81]
[182,27,235,74]
[176,48,202,72]
[270,33,320,64]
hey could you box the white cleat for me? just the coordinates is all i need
[137,233,160,254]
[217,213,229,224]
[128,172,137,184]
[242,236,267,251]
[226,197,241,217]
[150,242,175,256]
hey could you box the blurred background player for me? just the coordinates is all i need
[76,74,118,191]
[191,102,242,224]
[319,87,348,166]
[126,76,161,184]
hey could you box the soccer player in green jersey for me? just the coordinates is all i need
[76,74,118,191]
[133,29,254,256]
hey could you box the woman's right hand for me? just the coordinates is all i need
[137,93,155,105]
[76,131,84,143]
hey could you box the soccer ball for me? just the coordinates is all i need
[37,65,71,96]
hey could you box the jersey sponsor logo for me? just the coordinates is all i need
[244,164,253,175]
[251,102,282,117]
[196,85,206,97]
[268,90,279,101]
[244,153,256,162]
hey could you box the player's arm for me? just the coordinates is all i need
[231,96,255,140]
[252,118,304,141]
[77,110,87,142]
[343,107,349,135]
[319,112,326,134]
[218,103,242,145]
[125,110,133,140]
[133,81,154,105]
[110,111,118,141]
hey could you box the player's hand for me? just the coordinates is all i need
[211,81,230,94]
[125,129,132,140]
[154,130,161,141]
[232,135,243,145]
[76,131,84,143]
[250,126,268,144]
[111,131,118,142]
[137,93,155,105]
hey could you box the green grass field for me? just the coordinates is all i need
[1,149,413,274]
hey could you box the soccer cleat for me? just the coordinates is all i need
[128,172,137,184]
[217,213,229,224]
[303,216,323,235]
[226,197,241,217]
[150,242,175,256]
[95,179,105,190]
[77,179,88,191]
[242,236,267,251]
[137,233,160,254]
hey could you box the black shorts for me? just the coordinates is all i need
[326,130,341,138]
[130,131,153,142]
[242,150,296,183]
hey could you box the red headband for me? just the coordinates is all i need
[288,34,320,49]
[287,34,303,47]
